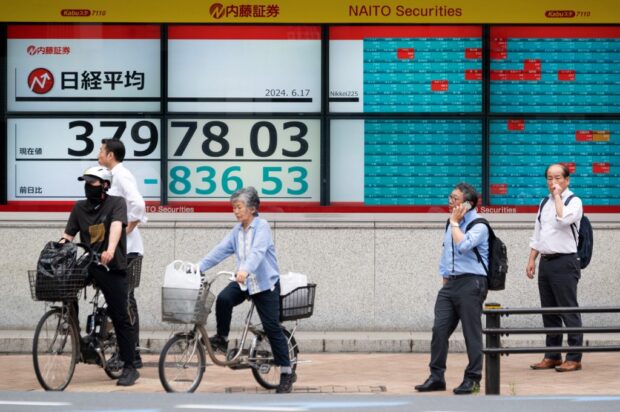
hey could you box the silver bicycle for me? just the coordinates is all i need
[158,271,316,393]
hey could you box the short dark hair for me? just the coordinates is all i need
[101,139,126,162]
[454,182,479,209]
[544,163,570,178]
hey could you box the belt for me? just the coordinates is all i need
[446,274,485,281]
[541,253,575,261]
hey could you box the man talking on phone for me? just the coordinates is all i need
[415,182,489,395]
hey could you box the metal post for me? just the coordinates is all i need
[484,303,501,395]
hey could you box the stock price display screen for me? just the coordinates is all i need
[7,118,161,201]
[168,26,321,113]
[329,26,482,113]
[490,119,620,206]
[331,119,482,206]
[490,26,620,113]
[167,119,320,202]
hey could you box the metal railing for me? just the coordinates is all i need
[482,304,620,395]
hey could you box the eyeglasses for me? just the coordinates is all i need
[448,195,463,202]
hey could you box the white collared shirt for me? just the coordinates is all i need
[529,189,582,255]
[108,163,147,255]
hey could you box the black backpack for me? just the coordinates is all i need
[446,218,508,291]
[537,195,593,269]
[469,219,508,291]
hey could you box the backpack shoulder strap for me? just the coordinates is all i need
[466,217,493,236]
[465,218,492,275]
[537,196,550,223]
[563,194,579,244]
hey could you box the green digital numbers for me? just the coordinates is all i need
[168,165,308,197]
[168,119,315,199]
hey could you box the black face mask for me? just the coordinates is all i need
[84,183,105,205]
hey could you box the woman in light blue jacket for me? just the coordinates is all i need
[198,186,294,393]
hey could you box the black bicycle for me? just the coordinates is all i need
[28,243,140,391]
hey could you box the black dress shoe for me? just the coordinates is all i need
[415,376,446,392]
[453,378,480,395]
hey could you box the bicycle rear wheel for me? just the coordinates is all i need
[250,328,298,390]
[158,332,206,393]
[32,308,79,391]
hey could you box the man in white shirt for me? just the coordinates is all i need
[99,138,147,368]
[526,163,583,373]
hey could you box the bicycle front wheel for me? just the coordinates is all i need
[32,308,79,391]
[158,332,206,393]
[250,328,299,390]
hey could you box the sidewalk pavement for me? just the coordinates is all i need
[2,331,620,395]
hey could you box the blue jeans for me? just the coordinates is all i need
[215,281,290,367]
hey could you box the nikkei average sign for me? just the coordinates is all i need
[7,25,161,112]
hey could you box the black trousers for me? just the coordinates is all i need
[429,275,488,382]
[538,253,583,362]
[215,281,290,367]
[90,265,136,367]
[127,253,141,355]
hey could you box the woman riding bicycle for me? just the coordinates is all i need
[197,186,295,393]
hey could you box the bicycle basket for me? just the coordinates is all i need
[279,283,316,322]
[161,286,215,324]
[127,255,143,289]
[28,268,88,301]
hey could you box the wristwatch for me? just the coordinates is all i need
[450,221,460,227]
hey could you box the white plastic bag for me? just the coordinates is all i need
[163,260,201,289]
[279,271,307,296]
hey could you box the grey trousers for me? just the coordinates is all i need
[429,275,488,382]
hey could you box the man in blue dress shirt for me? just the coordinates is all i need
[415,182,489,395]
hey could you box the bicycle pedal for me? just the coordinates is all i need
[258,364,271,374]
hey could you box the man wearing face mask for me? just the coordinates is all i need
[61,166,139,386]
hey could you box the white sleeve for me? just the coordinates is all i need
[555,196,582,226]
[117,171,147,223]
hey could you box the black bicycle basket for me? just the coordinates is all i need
[29,241,90,301]
[279,283,316,322]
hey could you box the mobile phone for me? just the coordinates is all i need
[463,202,472,211]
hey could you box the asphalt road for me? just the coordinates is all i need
[1,391,620,412]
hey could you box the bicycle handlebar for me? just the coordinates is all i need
[71,242,109,272]
[214,270,236,282]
